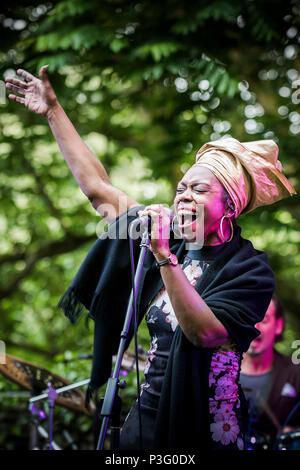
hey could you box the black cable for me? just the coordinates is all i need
[129,235,143,451]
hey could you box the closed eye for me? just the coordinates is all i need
[176,188,207,194]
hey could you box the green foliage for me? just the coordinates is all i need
[36,25,107,51]
[133,41,182,62]
[54,0,98,20]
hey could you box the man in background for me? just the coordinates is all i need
[240,294,300,449]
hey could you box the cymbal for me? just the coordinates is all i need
[0,354,92,415]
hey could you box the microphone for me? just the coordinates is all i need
[129,215,151,237]
[129,210,174,237]
[133,211,174,226]
[129,214,151,228]
[136,215,150,227]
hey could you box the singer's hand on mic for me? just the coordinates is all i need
[137,204,173,260]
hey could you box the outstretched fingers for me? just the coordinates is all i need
[8,94,25,104]
[39,65,49,82]
[5,77,28,87]
[5,72,32,105]
[5,81,27,96]
[17,68,36,82]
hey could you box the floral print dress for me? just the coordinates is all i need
[208,350,245,449]
[120,248,245,450]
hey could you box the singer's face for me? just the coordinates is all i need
[174,165,227,243]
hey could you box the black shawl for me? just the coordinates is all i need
[58,205,275,448]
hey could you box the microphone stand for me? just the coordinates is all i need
[96,221,150,451]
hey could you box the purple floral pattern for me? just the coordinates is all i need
[209,351,244,450]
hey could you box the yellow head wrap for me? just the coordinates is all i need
[194,137,296,217]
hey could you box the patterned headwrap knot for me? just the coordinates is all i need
[194,137,296,217]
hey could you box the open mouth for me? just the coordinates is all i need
[252,336,262,345]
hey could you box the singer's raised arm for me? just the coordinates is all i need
[5,66,140,222]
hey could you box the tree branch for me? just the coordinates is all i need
[5,340,60,358]
[20,153,69,227]
[0,232,95,300]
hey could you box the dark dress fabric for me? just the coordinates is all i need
[120,252,211,449]
[120,251,246,450]
[57,206,275,449]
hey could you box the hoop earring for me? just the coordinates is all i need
[171,215,178,232]
[220,214,234,243]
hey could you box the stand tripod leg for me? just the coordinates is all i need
[29,417,39,450]
[48,403,54,450]
[95,228,150,450]
[96,394,122,450]
[97,416,110,450]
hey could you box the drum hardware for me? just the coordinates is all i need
[29,401,47,450]
[62,429,78,450]
[245,432,272,450]
[35,425,62,450]
[245,392,282,450]
[0,351,147,449]
[277,429,300,450]
[29,379,90,450]
[0,354,92,449]
[28,409,76,450]
[28,405,61,450]
[273,400,300,450]
[29,378,90,404]
[0,354,92,414]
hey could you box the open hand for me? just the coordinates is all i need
[5,65,58,117]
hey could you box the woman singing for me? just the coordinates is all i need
[5,67,296,450]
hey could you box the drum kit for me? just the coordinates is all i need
[276,429,300,450]
[1,353,299,450]
[0,351,146,450]
[245,429,300,450]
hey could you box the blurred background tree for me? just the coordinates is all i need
[0,0,299,449]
